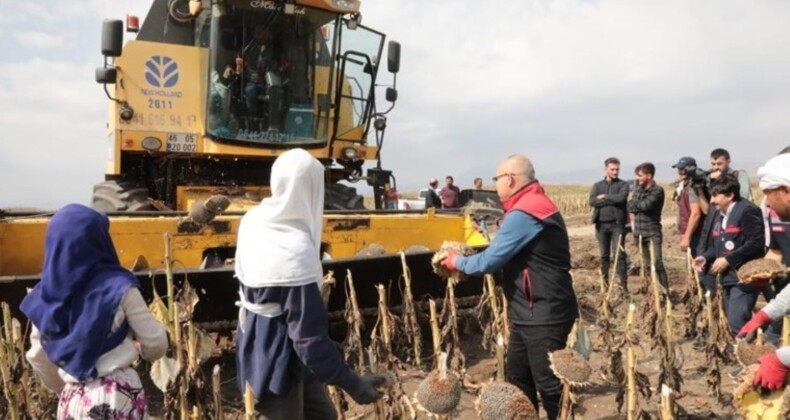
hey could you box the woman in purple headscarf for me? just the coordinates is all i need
[21,204,167,419]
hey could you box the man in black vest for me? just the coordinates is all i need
[439,154,577,420]
[693,174,765,337]
[589,157,630,293]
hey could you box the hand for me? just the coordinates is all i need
[235,56,244,74]
[440,249,459,271]
[692,256,706,272]
[709,170,722,181]
[349,374,386,405]
[223,65,234,79]
[710,257,730,274]
[754,352,790,390]
[737,310,772,339]
[596,194,605,200]
[679,236,690,252]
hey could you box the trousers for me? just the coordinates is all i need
[506,321,575,420]
[596,222,628,289]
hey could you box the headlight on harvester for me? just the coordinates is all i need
[342,147,358,159]
[141,137,162,151]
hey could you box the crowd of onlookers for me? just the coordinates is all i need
[589,147,790,382]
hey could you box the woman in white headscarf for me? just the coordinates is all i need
[235,149,384,419]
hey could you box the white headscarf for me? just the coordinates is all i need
[758,154,790,191]
[235,149,325,288]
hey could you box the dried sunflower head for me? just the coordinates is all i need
[431,241,475,280]
[735,339,777,368]
[414,370,462,414]
[737,258,787,284]
[477,381,539,420]
[549,348,592,387]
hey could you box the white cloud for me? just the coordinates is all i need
[12,31,65,48]
[1,0,790,208]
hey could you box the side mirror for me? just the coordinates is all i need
[101,19,124,57]
[347,12,362,30]
[95,67,117,84]
[387,41,400,74]
[385,87,398,102]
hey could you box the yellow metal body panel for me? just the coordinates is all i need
[105,39,370,176]
[0,213,488,277]
[176,186,270,211]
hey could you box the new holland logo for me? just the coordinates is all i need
[145,55,179,88]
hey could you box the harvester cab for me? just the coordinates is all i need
[94,0,400,212]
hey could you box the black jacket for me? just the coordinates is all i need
[589,178,630,225]
[697,199,765,284]
[627,183,665,238]
[424,189,441,208]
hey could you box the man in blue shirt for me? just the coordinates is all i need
[440,154,578,420]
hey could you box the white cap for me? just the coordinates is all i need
[758,154,790,191]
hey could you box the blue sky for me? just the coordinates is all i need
[1,0,789,209]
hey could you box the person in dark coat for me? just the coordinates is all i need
[694,174,765,336]
[589,157,630,293]
[627,162,669,289]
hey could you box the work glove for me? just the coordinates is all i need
[754,352,790,391]
[737,310,772,340]
[349,373,387,405]
[439,248,459,271]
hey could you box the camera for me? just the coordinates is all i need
[684,165,710,189]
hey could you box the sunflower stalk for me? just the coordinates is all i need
[626,304,637,420]
[12,319,33,417]
[0,310,19,420]
[429,299,441,370]
[500,290,510,344]
[783,315,790,347]
[371,284,398,367]
[443,279,465,371]
[163,233,189,418]
[489,334,504,383]
[400,253,422,368]
[344,270,365,372]
[212,365,222,419]
[606,239,624,303]
[244,382,256,420]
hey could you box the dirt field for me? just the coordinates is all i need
[137,210,752,419]
[6,202,749,419]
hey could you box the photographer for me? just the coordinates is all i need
[672,157,707,256]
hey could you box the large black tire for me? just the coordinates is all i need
[325,183,365,210]
[92,180,155,213]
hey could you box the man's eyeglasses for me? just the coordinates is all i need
[492,173,514,182]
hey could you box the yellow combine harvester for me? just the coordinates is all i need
[94,0,401,211]
[0,0,500,323]
[0,209,489,322]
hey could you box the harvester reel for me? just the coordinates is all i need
[92,180,155,212]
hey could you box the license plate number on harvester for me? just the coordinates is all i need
[166,133,197,152]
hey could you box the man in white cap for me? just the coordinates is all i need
[735,153,790,390]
